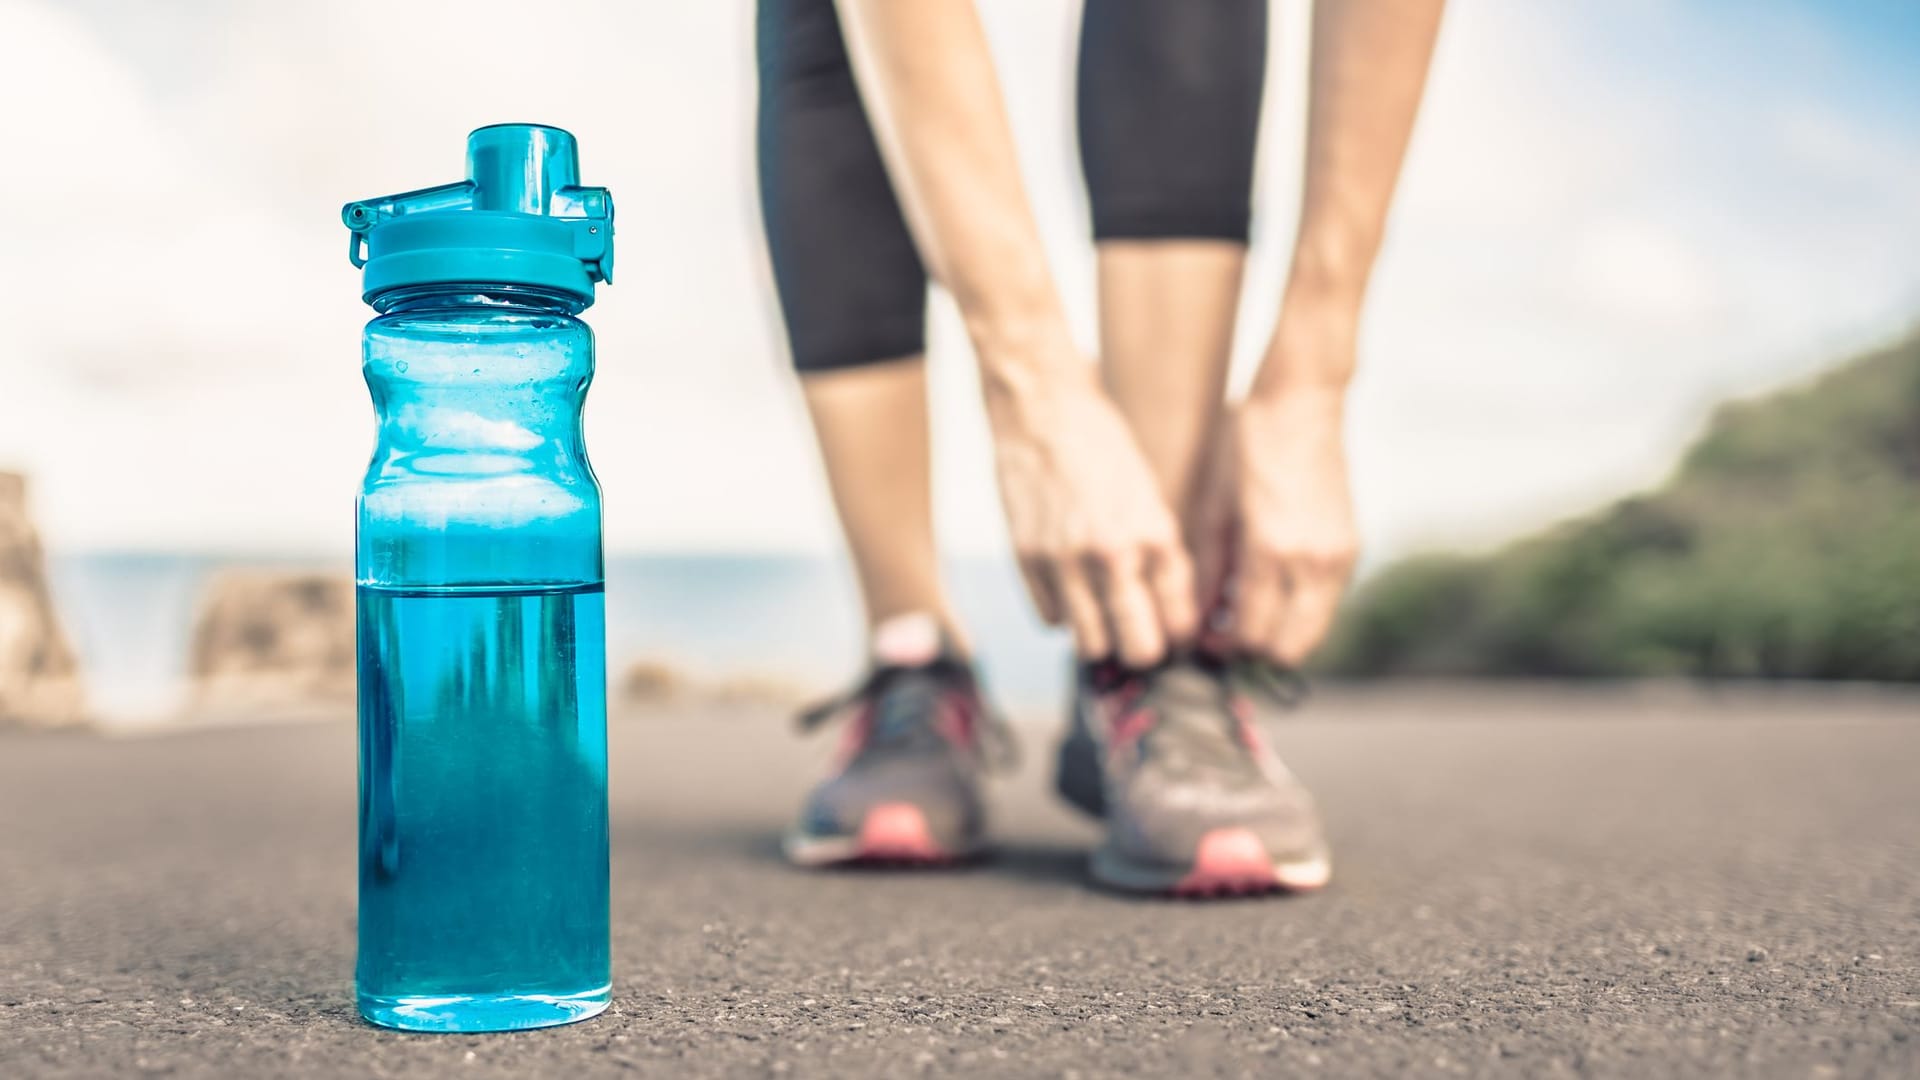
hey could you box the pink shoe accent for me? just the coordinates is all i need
[830,707,875,770]
[932,692,981,752]
[1107,708,1157,755]
[856,803,945,861]
[1174,828,1281,897]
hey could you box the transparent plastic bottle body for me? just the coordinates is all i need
[354,286,610,1033]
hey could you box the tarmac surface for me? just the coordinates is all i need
[2,684,1917,1078]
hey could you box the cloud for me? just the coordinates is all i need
[1344,0,1920,555]
[1,0,1916,565]
[1568,217,1727,332]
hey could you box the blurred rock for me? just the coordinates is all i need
[0,473,86,728]
[620,657,811,710]
[707,674,814,709]
[190,570,355,711]
[622,659,685,703]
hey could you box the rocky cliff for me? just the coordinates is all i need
[0,473,86,727]
[189,570,355,712]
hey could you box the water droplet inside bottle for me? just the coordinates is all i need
[396,361,408,373]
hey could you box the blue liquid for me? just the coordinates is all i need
[356,582,610,1033]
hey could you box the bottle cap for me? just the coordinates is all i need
[343,124,613,306]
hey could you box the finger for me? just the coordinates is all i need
[1231,552,1290,656]
[1272,565,1350,667]
[1191,512,1233,624]
[1145,543,1199,645]
[1054,563,1111,659]
[1197,545,1238,655]
[1197,530,1241,656]
[1017,555,1064,625]
[1091,551,1166,668]
[1191,477,1235,619]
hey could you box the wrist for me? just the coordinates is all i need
[973,321,1090,435]
[1250,365,1353,405]
[981,361,1094,440]
[1250,302,1359,403]
[1243,381,1349,423]
[1286,229,1379,311]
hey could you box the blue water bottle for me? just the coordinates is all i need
[343,124,613,1033]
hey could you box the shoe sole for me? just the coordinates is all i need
[1091,827,1331,898]
[1061,738,1330,898]
[783,802,984,868]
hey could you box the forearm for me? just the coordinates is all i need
[1253,0,1444,398]
[832,0,1083,419]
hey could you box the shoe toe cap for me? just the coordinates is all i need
[1107,771,1326,868]
[801,758,982,844]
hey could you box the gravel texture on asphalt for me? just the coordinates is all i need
[3,685,1917,1078]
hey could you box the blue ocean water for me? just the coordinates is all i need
[600,555,1069,710]
[45,552,1074,724]
[355,582,609,1031]
[47,552,228,720]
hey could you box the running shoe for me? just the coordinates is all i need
[785,634,1013,867]
[1056,652,1331,896]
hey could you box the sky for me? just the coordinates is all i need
[0,0,1916,562]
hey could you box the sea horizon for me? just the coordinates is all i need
[46,550,1072,728]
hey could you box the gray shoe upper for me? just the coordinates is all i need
[1061,655,1328,870]
[795,656,1007,847]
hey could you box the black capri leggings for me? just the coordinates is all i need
[757,0,1268,373]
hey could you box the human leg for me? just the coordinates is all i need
[1077,0,1267,531]
[758,0,1003,864]
[799,361,957,637]
[1063,0,1330,895]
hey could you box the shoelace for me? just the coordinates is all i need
[1224,654,1312,711]
[1087,649,1310,716]
[797,657,1019,770]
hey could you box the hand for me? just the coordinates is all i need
[988,368,1198,666]
[1193,388,1359,666]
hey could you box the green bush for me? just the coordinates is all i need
[1318,327,1920,680]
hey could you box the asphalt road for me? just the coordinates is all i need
[3,685,1917,1078]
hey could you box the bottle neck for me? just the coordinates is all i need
[372,284,587,316]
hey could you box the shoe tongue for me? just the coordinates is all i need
[1135,660,1247,764]
[867,667,950,748]
[1147,663,1226,706]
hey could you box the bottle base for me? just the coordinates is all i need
[357,984,611,1033]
